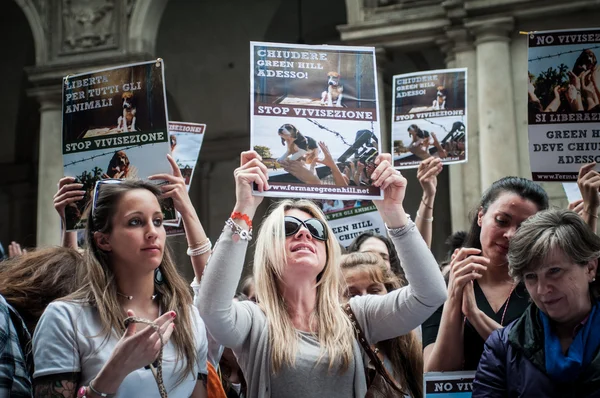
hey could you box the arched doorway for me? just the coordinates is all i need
[0,0,38,253]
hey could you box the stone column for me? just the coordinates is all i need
[467,17,520,189]
[436,36,467,230]
[30,87,63,247]
[447,28,480,230]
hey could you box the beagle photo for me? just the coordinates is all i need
[321,71,344,107]
[117,91,137,132]
[103,150,138,179]
[276,124,320,174]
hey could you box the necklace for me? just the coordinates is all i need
[500,283,517,326]
[117,292,158,300]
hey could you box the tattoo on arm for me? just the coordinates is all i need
[34,374,79,398]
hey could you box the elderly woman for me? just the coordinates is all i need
[473,208,600,397]
[197,151,447,397]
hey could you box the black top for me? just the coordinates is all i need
[421,281,530,370]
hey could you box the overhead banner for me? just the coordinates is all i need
[62,60,174,230]
[392,68,467,169]
[528,28,600,181]
[424,371,475,398]
[321,200,385,247]
[250,41,383,201]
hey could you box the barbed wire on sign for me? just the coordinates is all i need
[63,143,152,167]
[528,45,600,62]
[305,118,351,146]
[420,118,449,133]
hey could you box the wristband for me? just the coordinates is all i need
[231,211,252,229]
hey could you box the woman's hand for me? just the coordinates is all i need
[371,153,408,227]
[447,248,489,303]
[8,241,26,258]
[104,310,176,378]
[462,280,478,319]
[233,151,269,219]
[149,154,194,217]
[417,157,443,199]
[568,198,585,218]
[578,162,600,214]
[54,177,85,223]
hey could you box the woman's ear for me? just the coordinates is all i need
[477,207,484,227]
[94,231,111,252]
[587,258,598,282]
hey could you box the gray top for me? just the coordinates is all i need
[270,330,355,398]
[196,220,447,398]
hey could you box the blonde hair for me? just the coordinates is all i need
[340,252,424,398]
[66,180,197,385]
[253,199,354,373]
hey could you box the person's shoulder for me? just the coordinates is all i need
[42,300,94,322]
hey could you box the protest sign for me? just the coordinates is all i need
[168,121,206,191]
[392,68,467,169]
[424,371,475,398]
[250,41,383,200]
[528,28,600,181]
[320,200,385,247]
[62,60,174,230]
[165,121,206,236]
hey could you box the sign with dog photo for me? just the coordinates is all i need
[391,68,468,169]
[250,41,383,200]
[528,28,600,181]
[62,59,175,230]
[164,121,207,236]
[319,200,386,248]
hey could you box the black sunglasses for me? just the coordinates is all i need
[284,216,328,241]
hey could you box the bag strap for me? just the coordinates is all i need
[342,303,404,392]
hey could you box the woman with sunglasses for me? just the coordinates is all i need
[33,155,210,397]
[197,151,447,397]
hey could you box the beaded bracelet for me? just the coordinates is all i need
[226,218,253,242]
[186,238,212,256]
[231,211,252,229]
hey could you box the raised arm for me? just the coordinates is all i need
[196,151,268,349]
[150,154,211,282]
[577,162,600,232]
[54,177,85,249]
[350,154,447,343]
[416,157,442,248]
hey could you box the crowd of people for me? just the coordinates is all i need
[2,150,600,397]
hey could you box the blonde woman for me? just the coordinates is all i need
[197,151,446,397]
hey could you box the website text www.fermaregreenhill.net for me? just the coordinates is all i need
[269,184,372,195]
[534,173,577,181]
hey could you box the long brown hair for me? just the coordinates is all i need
[0,247,81,333]
[66,180,197,384]
[341,252,423,398]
